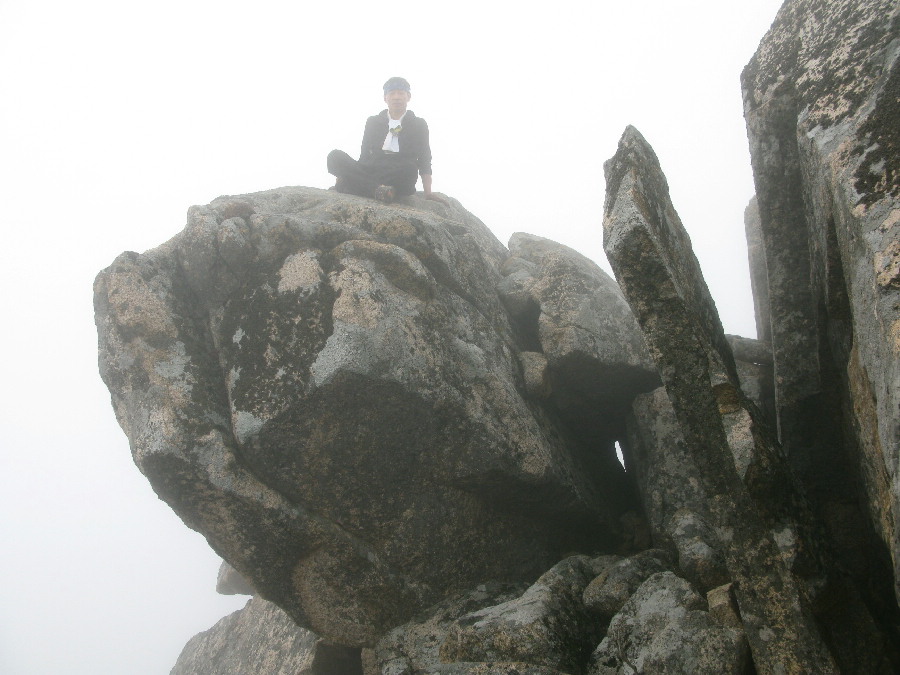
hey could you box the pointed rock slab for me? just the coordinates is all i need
[626,392,730,594]
[95,188,618,647]
[603,126,836,673]
[743,197,771,346]
[626,389,711,530]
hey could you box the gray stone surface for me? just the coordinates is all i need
[170,596,360,675]
[439,556,608,673]
[625,388,710,542]
[518,350,552,399]
[95,4,900,671]
[732,357,775,425]
[372,556,610,675]
[726,335,772,367]
[743,197,771,345]
[371,582,528,675]
[604,125,837,673]
[666,510,729,595]
[588,572,750,675]
[499,232,658,407]
[582,550,671,620]
[742,0,900,613]
[95,188,638,646]
[706,583,742,630]
[415,665,569,675]
[497,233,660,516]
[216,560,254,596]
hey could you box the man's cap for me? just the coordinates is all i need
[383,77,411,93]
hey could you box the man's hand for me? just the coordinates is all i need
[425,192,450,205]
[422,174,449,205]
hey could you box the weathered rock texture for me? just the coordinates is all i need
[582,549,671,619]
[369,556,610,675]
[170,596,361,675]
[587,572,750,675]
[95,188,654,647]
[216,560,255,596]
[498,233,658,417]
[597,0,900,662]
[604,125,838,673]
[497,232,658,523]
[744,197,772,346]
[742,0,900,613]
[437,556,607,673]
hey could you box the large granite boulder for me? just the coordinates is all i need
[98,3,900,670]
[498,233,658,412]
[742,0,900,612]
[95,188,649,646]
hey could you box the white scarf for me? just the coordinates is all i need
[382,111,406,153]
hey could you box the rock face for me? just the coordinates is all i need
[362,553,750,675]
[437,556,606,673]
[170,597,361,675]
[498,233,658,418]
[603,125,838,673]
[497,232,659,519]
[742,0,900,610]
[587,572,750,675]
[95,188,653,646]
[582,549,670,619]
[369,555,624,675]
[216,560,255,596]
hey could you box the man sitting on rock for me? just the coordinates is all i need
[327,77,446,204]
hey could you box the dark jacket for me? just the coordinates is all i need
[359,109,432,176]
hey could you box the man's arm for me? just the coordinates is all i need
[422,173,450,206]
[421,174,449,204]
[416,120,447,204]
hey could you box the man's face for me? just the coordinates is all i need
[384,89,411,116]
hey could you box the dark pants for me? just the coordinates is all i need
[327,149,418,197]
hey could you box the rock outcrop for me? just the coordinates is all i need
[170,597,360,675]
[742,0,900,611]
[94,0,900,672]
[94,189,653,647]
[603,125,838,673]
[370,556,609,675]
[587,572,750,675]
